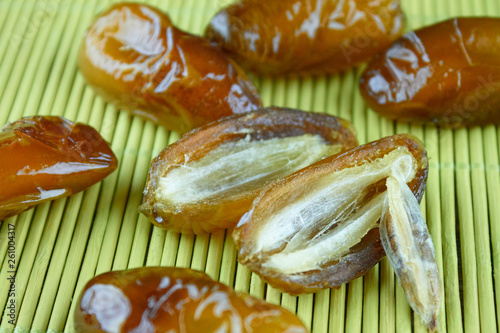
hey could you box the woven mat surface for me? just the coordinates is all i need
[0,0,499,332]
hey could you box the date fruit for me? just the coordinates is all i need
[140,108,357,234]
[360,17,500,127]
[205,0,405,75]
[0,116,117,220]
[233,134,428,294]
[79,3,262,134]
[74,267,308,333]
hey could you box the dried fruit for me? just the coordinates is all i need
[79,3,262,134]
[74,267,308,333]
[233,134,428,294]
[381,174,442,331]
[0,116,117,220]
[359,17,500,127]
[140,108,357,234]
[205,0,405,75]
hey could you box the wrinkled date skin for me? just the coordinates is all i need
[205,0,405,75]
[79,3,262,134]
[360,17,500,127]
[140,108,358,234]
[233,134,428,294]
[0,117,117,220]
[74,267,308,333]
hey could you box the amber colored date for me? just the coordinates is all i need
[79,3,262,134]
[360,17,500,127]
[0,116,117,220]
[140,108,358,234]
[205,0,405,75]
[233,134,428,294]
[74,267,308,333]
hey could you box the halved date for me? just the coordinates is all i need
[233,134,428,294]
[0,116,117,220]
[140,108,357,234]
[360,17,500,127]
[79,3,262,134]
[74,267,308,332]
[205,0,405,75]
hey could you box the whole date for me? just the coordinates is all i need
[74,267,308,332]
[0,116,117,219]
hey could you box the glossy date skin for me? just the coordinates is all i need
[205,0,405,75]
[360,17,500,127]
[0,117,117,220]
[233,134,428,294]
[79,3,262,134]
[74,267,308,333]
[140,108,358,234]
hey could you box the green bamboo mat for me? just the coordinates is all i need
[0,0,499,332]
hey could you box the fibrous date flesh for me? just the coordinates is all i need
[74,267,308,333]
[0,116,117,220]
[79,3,262,134]
[233,134,428,294]
[233,133,442,329]
[360,17,500,127]
[140,108,358,234]
[205,0,405,75]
